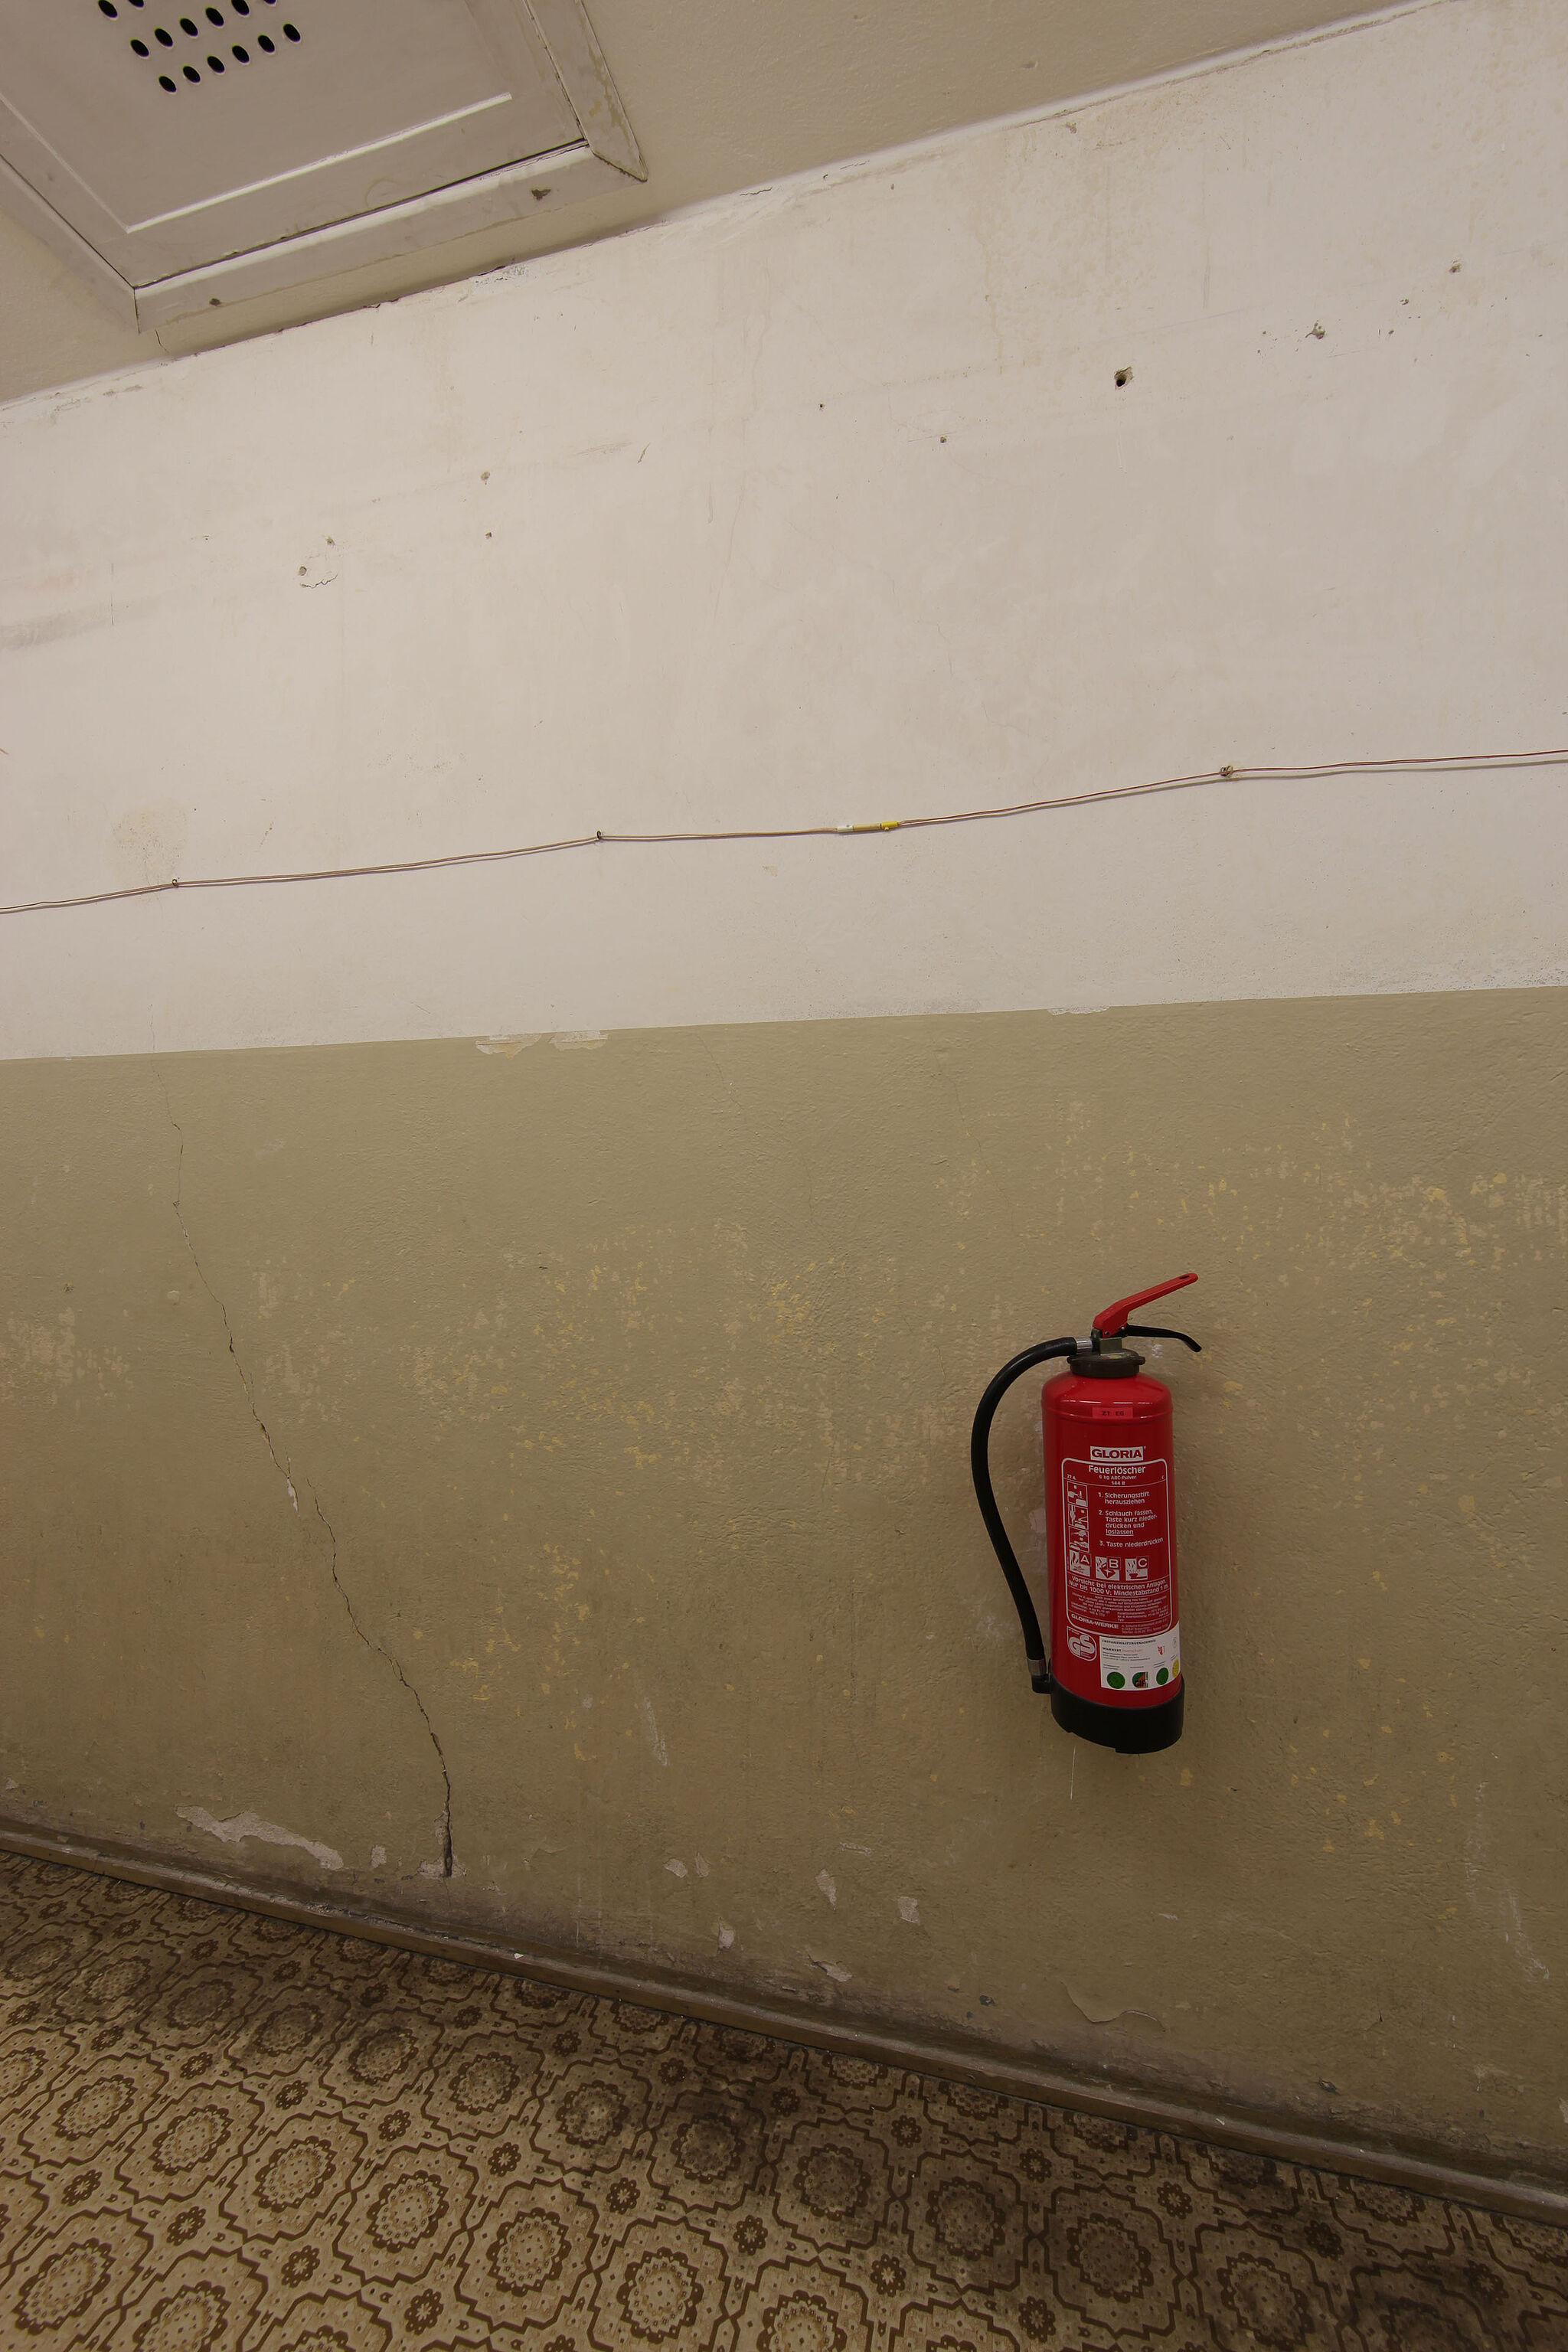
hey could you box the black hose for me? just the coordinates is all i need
[969,1338,1078,1693]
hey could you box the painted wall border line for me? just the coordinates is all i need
[3,1821,1563,2226]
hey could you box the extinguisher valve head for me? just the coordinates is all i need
[1072,1337,1145,1378]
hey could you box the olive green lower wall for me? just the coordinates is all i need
[2,991,1563,2173]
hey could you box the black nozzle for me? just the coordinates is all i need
[1122,1322,1201,1352]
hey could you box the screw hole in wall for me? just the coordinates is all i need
[1115,367,1132,387]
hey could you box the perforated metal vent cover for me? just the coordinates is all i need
[0,0,641,322]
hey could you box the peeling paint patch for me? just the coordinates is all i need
[815,1869,837,1906]
[476,1029,608,1054]
[177,1805,342,1872]
[897,1895,920,1924]
[807,1953,851,1984]
[717,1922,735,1950]
[371,1844,387,1866]
[665,1857,688,1878]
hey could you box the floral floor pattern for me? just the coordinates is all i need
[1,1847,1564,2350]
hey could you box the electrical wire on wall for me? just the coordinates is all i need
[0,746,1562,921]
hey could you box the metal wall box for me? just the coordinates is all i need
[0,0,642,330]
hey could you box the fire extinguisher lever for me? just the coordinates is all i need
[1121,1322,1202,1352]
[1093,1271,1197,1339]
[969,1337,1079,1693]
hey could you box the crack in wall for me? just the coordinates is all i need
[155,1073,454,1880]
[306,1481,453,1880]
[157,1072,299,1511]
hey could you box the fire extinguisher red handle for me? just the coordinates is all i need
[1093,1272,1197,1338]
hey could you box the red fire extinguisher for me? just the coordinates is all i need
[970,1275,1201,1753]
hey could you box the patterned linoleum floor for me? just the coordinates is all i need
[0,1853,1564,2352]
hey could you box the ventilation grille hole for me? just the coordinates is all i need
[116,0,302,88]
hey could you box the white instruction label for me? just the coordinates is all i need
[1099,1625,1181,1693]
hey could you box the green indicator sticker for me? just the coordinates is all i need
[1099,1625,1180,1694]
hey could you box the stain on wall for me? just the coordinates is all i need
[2,990,1563,2172]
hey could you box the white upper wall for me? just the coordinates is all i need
[1,0,1564,1060]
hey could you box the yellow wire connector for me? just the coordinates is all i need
[835,820,902,833]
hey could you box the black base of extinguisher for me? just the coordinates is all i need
[1050,1681,1184,1754]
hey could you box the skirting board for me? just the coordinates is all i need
[2,1821,1563,2229]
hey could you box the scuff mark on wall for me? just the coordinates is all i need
[177,1805,342,1871]
[1465,1785,1550,1982]
[1063,1981,1165,2028]
[639,1695,668,1766]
